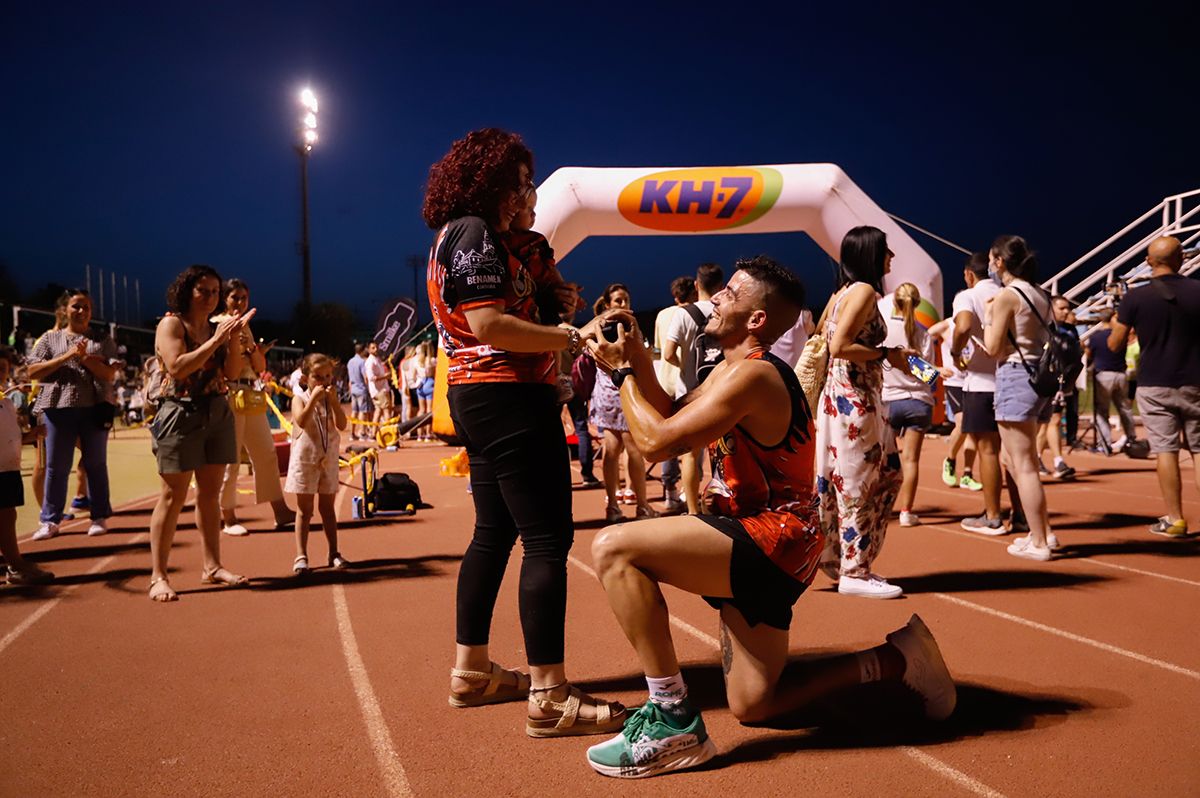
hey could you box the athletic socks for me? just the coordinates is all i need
[646,673,688,705]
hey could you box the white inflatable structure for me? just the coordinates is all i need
[532,163,944,312]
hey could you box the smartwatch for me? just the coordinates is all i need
[610,367,635,388]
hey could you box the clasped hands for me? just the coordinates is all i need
[575,309,641,375]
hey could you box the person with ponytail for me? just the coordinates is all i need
[814,226,915,599]
[879,283,939,527]
[982,235,1056,561]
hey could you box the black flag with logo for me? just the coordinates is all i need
[373,297,418,359]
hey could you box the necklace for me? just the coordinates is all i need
[313,392,330,468]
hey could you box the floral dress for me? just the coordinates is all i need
[816,284,901,578]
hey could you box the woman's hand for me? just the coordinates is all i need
[214,308,257,344]
[69,339,88,361]
[884,347,914,371]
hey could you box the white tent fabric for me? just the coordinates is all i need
[531,163,944,312]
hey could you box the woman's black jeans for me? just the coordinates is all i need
[448,382,574,666]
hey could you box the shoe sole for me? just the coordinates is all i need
[1007,545,1052,561]
[1148,529,1191,538]
[588,737,717,778]
[527,711,628,738]
[889,615,956,721]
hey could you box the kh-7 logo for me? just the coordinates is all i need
[617,167,783,232]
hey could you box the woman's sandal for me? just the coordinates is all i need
[148,577,178,602]
[293,556,310,575]
[200,566,248,587]
[526,683,627,738]
[448,662,532,708]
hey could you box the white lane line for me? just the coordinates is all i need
[933,593,1200,681]
[567,555,1004,796]
[332,584,414,798]
[0,532,148,656]
[900,746,1007,798]
[925,523,1200,588]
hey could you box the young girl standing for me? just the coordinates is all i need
[286,353,350,574]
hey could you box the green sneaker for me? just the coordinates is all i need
[941,458,958,487]
[958,474,983,492]
[586,700,716,779]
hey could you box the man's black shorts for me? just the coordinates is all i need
[962,390,998,435]
[698,515,807,631]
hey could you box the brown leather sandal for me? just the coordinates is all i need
[448,662,531,708]
[526,683,627,738]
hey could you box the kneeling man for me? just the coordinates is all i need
[585,257,956,778]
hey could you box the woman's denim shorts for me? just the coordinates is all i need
[886,398,933,433]
[994,362,1049,423]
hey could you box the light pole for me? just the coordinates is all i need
[296,87,319,308]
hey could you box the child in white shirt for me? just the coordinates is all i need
[0,349,54,584]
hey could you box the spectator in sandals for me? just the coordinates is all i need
[982,236,1057,561]
[424,127,625,737]
[1107,236,1200,537]
[214,278,293,536]
[26,289,119,540]
[147,265,256,602]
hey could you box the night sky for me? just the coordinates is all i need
[2,2,1195,327]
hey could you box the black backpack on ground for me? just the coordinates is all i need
[1008,286,1084,398]
[375,472,423,511]
[682,304,723,385]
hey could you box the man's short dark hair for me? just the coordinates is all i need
[670,276,695,304]
[734,255,806,344]
[696,263,724,295]
[965,252,989,278]
[354,343,366,356]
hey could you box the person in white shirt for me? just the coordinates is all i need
[951,253,1008,535]
[928,306,980,492]
[879,284,939,527]
[363,341,392,431]
[662,263,724,514]
[769,308,815,368]
[652,276,694,514]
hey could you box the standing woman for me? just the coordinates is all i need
[415,341,436,441]
[982,235,1056,561]
[215,278,292,536]
[589,284,658,522]
[816,226,911,599]
[881,283,938,527]
[424,128,625,736]
[147,265,255,602]
[26,289,118,539]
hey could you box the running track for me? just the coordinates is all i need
[2,442,1197,796]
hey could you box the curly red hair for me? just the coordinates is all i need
[422,128,534,229]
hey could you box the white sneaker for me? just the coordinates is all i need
[1112,435,1128,453]
[1007,537,1052,561]
[838,573,903,599]
[222,524,249,537]
[87,519,108,536]
[1014,532,1060,550]
[899,511,921,527]
[886,614,957,720]
[32,522,60,541]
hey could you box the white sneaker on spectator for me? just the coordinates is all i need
[838,573,903,599]
[87,519,108,536]
[1112,435,1128,453]
[899,511,921,527]
[222,524,249,537]
[1006,537,1052,561]
[32,522,60,541]
[1014,532,1060,550]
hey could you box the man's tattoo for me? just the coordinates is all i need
[720,621,733,680]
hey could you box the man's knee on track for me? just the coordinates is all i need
[726,683,776,724]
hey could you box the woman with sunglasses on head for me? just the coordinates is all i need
[147,265,256,602]
[26,289,119,540]
[424,127,625,737]
[214,278,293,536]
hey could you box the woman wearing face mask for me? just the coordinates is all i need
[214,278,292,536]
[26,289,119,540]
[815,226,914,599]
[147,265,256,602]
[982,235,1056,561]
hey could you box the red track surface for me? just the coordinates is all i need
[2,440,1198,797]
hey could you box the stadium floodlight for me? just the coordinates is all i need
[295,87,320,306]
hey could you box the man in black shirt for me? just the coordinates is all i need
[1109,236,1200,537]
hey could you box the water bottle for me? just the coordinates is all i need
[352,495,363,519]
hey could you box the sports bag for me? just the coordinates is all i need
[1008,286,1084,398]
[375,472,422,511]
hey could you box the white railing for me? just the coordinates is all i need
[1043,188,1200,318]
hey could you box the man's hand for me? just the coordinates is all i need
[586,320,642,374]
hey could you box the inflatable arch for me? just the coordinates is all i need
[431,163,945,440]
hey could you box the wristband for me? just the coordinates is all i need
[564,327,582,357]
[611,367,635,388]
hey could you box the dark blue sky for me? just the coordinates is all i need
[2,2,1195,325]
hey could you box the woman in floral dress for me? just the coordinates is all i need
[815,226,914,599]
